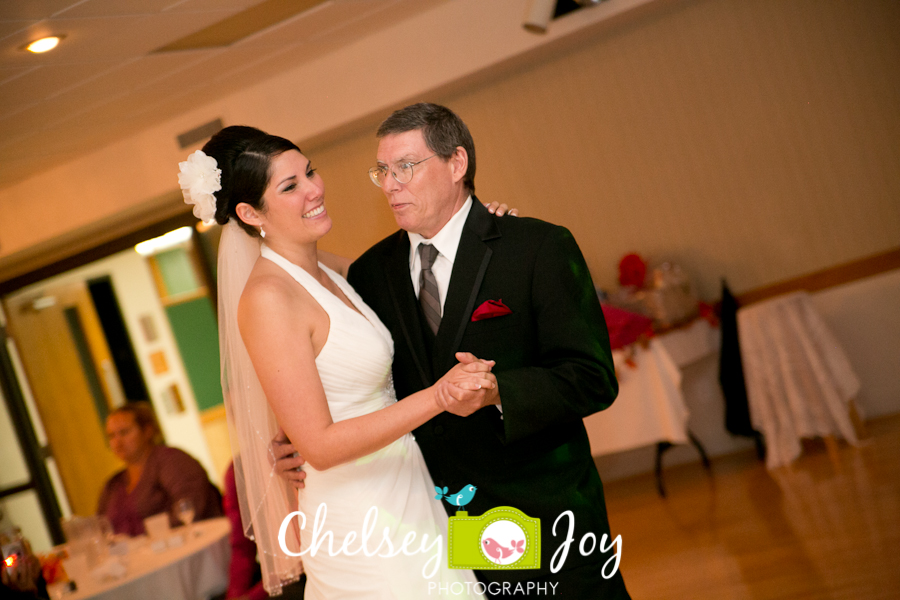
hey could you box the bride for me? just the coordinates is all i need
[178,126,493,598]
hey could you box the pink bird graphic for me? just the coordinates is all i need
[482,538,525,562]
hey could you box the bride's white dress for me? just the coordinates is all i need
[261,246,483,600]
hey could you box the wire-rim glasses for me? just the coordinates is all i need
[368,154,437,187]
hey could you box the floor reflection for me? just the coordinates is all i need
[603,415,900,599]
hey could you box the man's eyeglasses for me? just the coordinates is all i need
[368,154,437,187]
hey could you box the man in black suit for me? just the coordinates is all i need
[344,103,629,598]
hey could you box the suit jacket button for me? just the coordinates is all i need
[434,425,444,435]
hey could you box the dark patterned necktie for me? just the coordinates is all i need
[418,244,441,335]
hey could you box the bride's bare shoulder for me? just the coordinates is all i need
[238,261,310,327]
[242,260,292,300]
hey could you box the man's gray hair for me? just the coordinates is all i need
[377,103,476,194]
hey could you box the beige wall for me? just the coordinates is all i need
[308,0,900,299]
[2,0,898,299]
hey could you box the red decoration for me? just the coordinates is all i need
[618,253,647,288]
[471,299,513,322]
[40,552,66,585]
[601,303,654,350]
[698,301,720,327]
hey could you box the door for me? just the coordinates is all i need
[0,304,63,550]
[4,280,122,517]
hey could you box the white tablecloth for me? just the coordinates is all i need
[737,291,861,469]
[64,517,231,600]
[584,319,719,456]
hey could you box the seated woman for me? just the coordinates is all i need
[97,402,222,536]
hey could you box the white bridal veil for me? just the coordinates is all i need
[217,221,303,594]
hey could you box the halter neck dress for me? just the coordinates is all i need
[260,245,482,599]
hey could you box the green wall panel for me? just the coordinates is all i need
[156,248,200,296]
[165,297,222,411]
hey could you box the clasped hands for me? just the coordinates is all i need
[271,352,498,490]
[433,351,500,417]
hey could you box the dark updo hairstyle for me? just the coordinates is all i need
[201,125,302,237]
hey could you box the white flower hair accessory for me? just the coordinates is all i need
[178,150,221,225]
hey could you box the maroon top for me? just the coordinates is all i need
[97,445,222,537]
[224,463,267,600]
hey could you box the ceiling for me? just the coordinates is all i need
[0,0,451,191]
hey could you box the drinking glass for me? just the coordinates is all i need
[97,515,113,544]
[174,498,195,536]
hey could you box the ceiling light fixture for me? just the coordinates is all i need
[523,0,556,33]
[25,35,64,53]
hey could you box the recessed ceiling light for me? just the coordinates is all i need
[25,36,64,53]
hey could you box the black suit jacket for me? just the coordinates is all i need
[348,199,622,586]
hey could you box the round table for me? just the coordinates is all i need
[61,517,231,600]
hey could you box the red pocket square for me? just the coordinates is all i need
[471,299,512,322]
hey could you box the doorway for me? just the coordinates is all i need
[1,223,225,550]
[4,279,125,517]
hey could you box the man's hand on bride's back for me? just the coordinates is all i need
[434,352,500,417]
[272,428,307,490]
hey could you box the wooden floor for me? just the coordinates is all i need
[603,414,900,599]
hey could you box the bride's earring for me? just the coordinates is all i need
[259,227,266,238]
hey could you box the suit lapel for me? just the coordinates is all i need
[432,199,501,376]
[385,232,433,387]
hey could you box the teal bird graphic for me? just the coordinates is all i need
[434,485,477,511]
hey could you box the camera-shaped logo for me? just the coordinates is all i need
[447,507,540,571]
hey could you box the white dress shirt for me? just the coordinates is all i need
[407,196,503,413]
[408,196,473,310]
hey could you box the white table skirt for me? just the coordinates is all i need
[584,319,719,457]
[738,291,861,469]
[64,517,231,600]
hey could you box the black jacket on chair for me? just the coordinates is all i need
[348,198,627,594]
